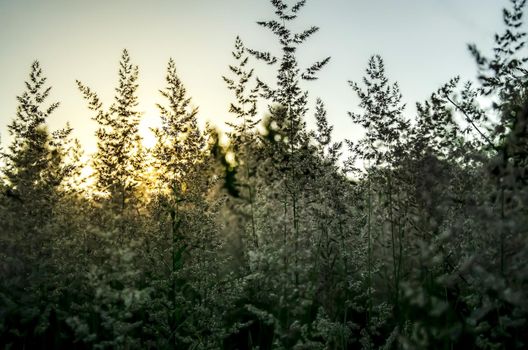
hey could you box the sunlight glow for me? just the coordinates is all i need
[139,109,162,149]
[78,156,95,189]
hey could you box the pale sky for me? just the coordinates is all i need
[0,0,505,155]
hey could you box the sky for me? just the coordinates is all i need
[0,0,506,155]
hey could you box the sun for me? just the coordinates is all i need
[139,108,162,149]
[74,155,96,193]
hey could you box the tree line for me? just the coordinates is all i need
[1,0,528,348]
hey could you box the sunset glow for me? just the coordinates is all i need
[139,109,162,149]
[0,0,504,156]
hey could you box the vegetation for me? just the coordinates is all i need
[1,0,528,348]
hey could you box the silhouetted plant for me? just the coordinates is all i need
[77,49,146,215]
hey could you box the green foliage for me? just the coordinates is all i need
[2,0,528,349]
[77,49,145,212]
